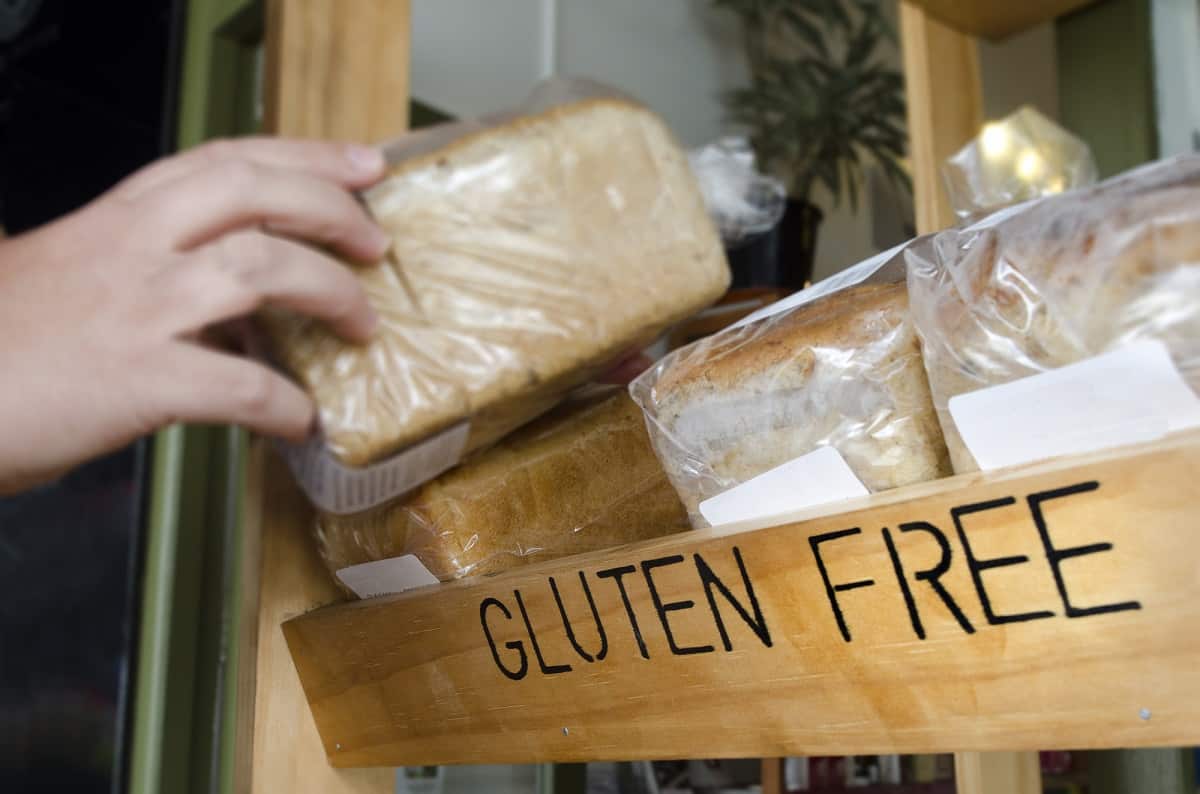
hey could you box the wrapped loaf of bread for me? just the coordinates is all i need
[631,281,952,527]
[317,390,690,582]
[907,154,1200,472]
[267,96,730,469]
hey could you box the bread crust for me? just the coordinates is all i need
[642,282,951,523]
[315,391,689,581]
[268,97,730,466]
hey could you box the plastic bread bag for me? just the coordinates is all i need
[630,239,951,528]
[316,387,690,591]
[943,105,1097,221]
[687,136,786,248]
[906,153,1200,473]
[265,77,731,518]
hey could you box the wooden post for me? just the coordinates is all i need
[263,0,411,143]
[242,1,410,792]
[762,758,783,794]
[898,9,1042,794]
[899,0,984,232]
[954,752,1042,794]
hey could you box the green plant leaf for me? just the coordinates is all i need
[782,6,831,59]
[717,0,910,205]
[822,0,852,31]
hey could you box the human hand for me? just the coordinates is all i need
[0,138,390,494]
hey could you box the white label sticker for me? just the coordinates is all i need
[950,340,1200,471]
[699,445,870,527]
[278,422,469,515]
[335,554,440,599]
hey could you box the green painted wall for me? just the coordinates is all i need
[177,0,262,148]
[1090,748,1197,794]
[1056,0,1159,176]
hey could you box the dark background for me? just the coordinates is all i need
[0,0,183,791]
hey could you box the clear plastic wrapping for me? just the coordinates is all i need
[943,105,1097,221]
[265,80,730,476]
[315,388,690,583]
[631,246,951,527]
[687,137,786,247]
[907,154,1200,473]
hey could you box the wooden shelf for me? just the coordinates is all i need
[903,0,1098,40]
[282,432,1200,767]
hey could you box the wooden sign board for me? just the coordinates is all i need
[283,434,1200,767]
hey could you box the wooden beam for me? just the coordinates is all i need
[245,1,410,791]
[900,10,1044,794]
[954,751,1042,794]
[283,432,1200,766]
[264,0,411,144]
[761,759,783,794]
[900,1,984,233]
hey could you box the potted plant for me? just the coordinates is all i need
[716,0,910,288]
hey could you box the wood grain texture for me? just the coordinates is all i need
[900,1,983,234]
[761,759,783,794]
[249,451,392,793]
[899,11,1043,789]
[902,10,1046,791]
[265,0,411,144]
[905,0,1097,41]
[283,433,1200,766]
[245,1,410,791]
[954,751,1042,794]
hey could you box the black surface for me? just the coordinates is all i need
[0,447,150,793]
[1,0,181,234]
[0,1,182,791]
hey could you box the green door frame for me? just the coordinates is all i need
[126,4,568,793]
[128,3,262,794]
[1056,0,1159,176]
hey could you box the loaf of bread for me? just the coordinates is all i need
[266,98,730,468]
[906,154,1200,472]
[316,390,690,582]
[632,282,951,525]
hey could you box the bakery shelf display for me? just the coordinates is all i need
[244,3,1187,792]
[281,431,1200,767]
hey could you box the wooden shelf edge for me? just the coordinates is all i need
[282,432,1200,767]
[903,0,1098,40]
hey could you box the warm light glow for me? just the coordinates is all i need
[1016,149,1045,182]
[980,122,1011,160]
[1046,176,1066,194]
